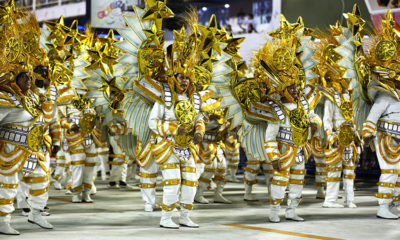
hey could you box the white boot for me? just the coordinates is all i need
[144,203,154,212]
[0,220,19,235]
[214,182,232,204]
[316,187,325,199]
[344,179,356,208]
[194,185,209,204]
[179,208,199,228]
[72,193,82,203]
[269,205,280,223]
[227,168,239,182]
[244,184,257,201]
[285,199,304,221]
[389,203,400,217]
[28,209,53,229]
[323,180,343,207]
[82,190,93,203]
[377,203,399,219]
[90,184,97,195]
[209,180,217,190]
[345,201,357,208]
[160,211,179,229]
[53,181,62,190]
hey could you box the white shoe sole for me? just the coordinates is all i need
[28,220,53,229]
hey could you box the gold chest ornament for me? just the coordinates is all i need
[23,96,41,117]
[288,106,309,147]
[338,100,354,147]
[27,125,44,152]
[80,113,96,133]
[173,100,196,147]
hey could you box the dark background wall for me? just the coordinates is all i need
[229,0,372,30]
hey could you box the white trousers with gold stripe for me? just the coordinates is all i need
[69,144,98,194]
[374,137,400,205]
[139,159,158,206]
[325,158,355,204]
[198,147,227,188]
[0,158,50,223]
[244,157,273,187]
[270,160,305,206]
[160,154,197,211]
[54,149,69,183]
[314,156,326,188]
[109,136,126,182]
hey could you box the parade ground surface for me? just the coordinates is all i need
[5,175,399,240]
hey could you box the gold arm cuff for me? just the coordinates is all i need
[181,166,196,173]
[243,177,258,185]
[138,183,156,188]
[182,179,198,187]
[269,198,283,205]
[290,169,306,175]
[326,166,343,172]
[214,175,226,182]
[263,169,274,174]
[271,179,289,186]
[326,177,341,182]
[71,185,84,193]
[160,163,180,170]
[199,177,211,183]
[244,167,259,174]
[71,160,85,165]
[181,203,194,210]
[381,169,400,174]
[23,175,49,184]
[375,192,393,199]
[138,172,158,178]
[343,166,356,170]
[289,179,305,185]
[343,174,356,179]
[29,185,50,196]
[0,182,18,189]
[162,178,181,186]
[377,182,396,188]
[160,203,177,212]
[246,160,260,165]
[315,172,327,176]
[70,149,85,154]
[0,198,14,205]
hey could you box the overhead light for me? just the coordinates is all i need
[202,7,207,11]
[224,4,230,8]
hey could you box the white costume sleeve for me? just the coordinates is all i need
[148,101,179,137]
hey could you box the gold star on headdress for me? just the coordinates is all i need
[64,20,85,50]
[330,20,344,36]
[143,23,165,46]
[200,49,218,71]
[99,76,118,99]
[199,14,222,54]
[0,0,25,25]
[44,16,69,46]
[142,0,174,30]
[223,36,245,59]
[343,4,365,36]
[269,14,301,39]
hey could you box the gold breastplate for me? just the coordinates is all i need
[173,100,196,147]
[289,107,309,147]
